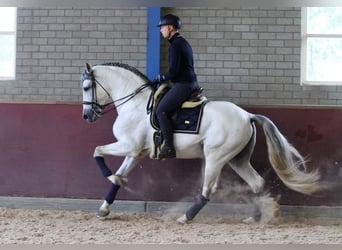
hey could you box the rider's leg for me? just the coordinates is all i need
[156,83,194,158]
[157,111,176,158]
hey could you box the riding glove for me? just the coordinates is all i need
[152,74,166,84]
[147,74,166,89]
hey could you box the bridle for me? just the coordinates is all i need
[81,69,150,117]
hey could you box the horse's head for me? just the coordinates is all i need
[81,63,112,123]
[81,62,152,123]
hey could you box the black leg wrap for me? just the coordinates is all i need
[105,184,120,205]
[95,156,112,177]
[185,195,209,221]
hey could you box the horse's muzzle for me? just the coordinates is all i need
[82,113,91,122]
[82,108,99,123]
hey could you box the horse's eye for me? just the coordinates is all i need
[83,86,90,91]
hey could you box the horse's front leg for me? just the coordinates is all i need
[93,142,147,218]
[96,155,146,218]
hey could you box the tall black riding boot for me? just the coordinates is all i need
[158,113,176,158]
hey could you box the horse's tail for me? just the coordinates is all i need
[251,114,320,195]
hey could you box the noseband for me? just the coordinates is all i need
[81,69,150,117]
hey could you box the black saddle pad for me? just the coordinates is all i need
[150,98,208,134]
[171,103,206,134]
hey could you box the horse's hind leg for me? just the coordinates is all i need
[229,127,278,224]
[177,155,228,224]
[229,135,265,195]
[229,159,265,223]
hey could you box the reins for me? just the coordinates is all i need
[82,69,151,117]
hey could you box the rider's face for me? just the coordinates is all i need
[160,25,173,39]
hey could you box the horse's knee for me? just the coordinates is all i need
[94,146,104,157]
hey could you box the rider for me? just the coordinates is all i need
[151,14,199,159]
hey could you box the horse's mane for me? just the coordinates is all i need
[100,62,150,82]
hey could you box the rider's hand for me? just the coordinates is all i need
[152,74,166,84]
[148,74,166,89]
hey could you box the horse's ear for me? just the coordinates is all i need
[85,63,92,73]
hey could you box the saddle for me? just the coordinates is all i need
[149,83,208,159]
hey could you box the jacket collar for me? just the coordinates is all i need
[168,32,180,43]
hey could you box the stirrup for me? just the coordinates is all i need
[158,145,176,158]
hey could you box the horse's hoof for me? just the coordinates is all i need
[242,216,256,224]
[96,209,110,219]
[177,214,188,224]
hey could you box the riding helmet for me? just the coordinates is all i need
[157,14,182,30]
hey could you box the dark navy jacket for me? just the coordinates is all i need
[162,33,197,84]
